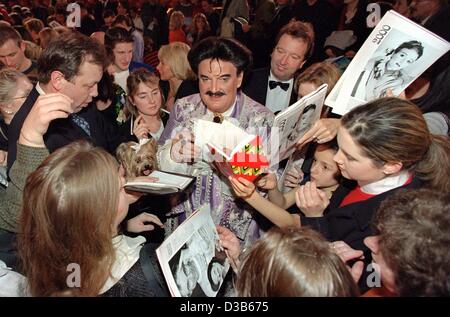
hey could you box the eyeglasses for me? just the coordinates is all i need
[10,90,31,100]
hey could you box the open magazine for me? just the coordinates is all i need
[272,84,327,163]
[0,166,7,188]
[156,204,230,297]
[277,146,308,192]
[326,10,450,115]
[124,170,194,195]
[195,120,269,182]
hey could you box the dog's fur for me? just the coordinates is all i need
[116,139,158,179]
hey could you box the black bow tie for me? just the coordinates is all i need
[269,80,290,91]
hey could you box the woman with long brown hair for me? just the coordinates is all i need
[230,97,450,291]
[18,140,166,296]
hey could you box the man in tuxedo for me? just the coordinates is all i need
[7,32,113,171]
[242,21,314,113]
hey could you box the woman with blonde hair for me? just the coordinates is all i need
[157,41,196,111]
[235,227,359,296]
[38,27,59,49]
[295,61,341,99]
[169,11,187,43]
[188,13,212,46]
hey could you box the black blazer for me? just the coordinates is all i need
[7,86,122,172]
[301,177,422,290]
[7,87,39,171]
[242,67,297,111]
[44,105,122,155]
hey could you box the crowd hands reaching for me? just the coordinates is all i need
[0,0,449,297]
[20,92,164,235]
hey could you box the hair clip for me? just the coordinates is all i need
[131,138,151,153]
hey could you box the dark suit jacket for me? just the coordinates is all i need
[242,67,297,111]
[44,105,121,154]
[7,86,122,172]
[7,87,39,171]
[301,177,422,290]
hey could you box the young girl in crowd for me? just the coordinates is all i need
[18,140,168,296]
[230,141,341,228]
[125,68,169,142]
[230,97,450,289]
[285,61,342,188]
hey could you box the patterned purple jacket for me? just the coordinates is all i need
[157,92,274,246]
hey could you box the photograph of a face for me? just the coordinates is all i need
[169,225,228,297]
[327,10,450,115]
[350,28,434,101]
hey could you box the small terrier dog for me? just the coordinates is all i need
[116,139,158,179]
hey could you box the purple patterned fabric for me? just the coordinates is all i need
[158,92,274,246]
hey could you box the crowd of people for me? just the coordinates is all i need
[0,0,449,297]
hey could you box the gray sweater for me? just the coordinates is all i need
[0,144,49,233]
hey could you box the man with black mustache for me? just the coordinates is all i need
[157,37,274,247]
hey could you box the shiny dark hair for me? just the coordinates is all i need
[341,97,450,192]
[104,26,134,57]
[391,40,424,60]
[188,36,252,76]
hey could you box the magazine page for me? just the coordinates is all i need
[210,134,270,182]
[272,84,327,163]
[327,10,450,115]
[195,119,270,181]
[277,146,307,192]
[156,205,230,297]
[124,170,194,195]
[194,119,254,160]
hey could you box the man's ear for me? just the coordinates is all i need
[382,161,403,175]
[19,41,26,52]
[236,71,244,89]
[298,60,306,72]
[50,71,65,91]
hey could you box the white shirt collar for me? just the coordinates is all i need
[266,71,294,113]
[268,71,293,85]
[99,235,146,294]
[361,170,411,195]
[114,69,130,93]
[150,121,165,141]
[204,97,237,120]
[35,82,46,95]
